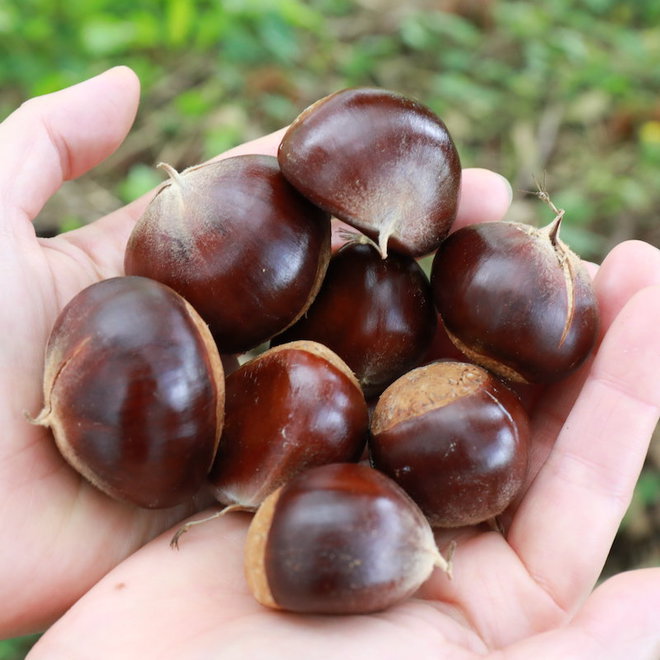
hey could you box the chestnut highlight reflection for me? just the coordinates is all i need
[35,276,224,508]
[274,241,437,397]
[209,341,369,508]
[370,361,530,527]
[125,154,331,354]
[245,463,451,614]
[278,87,461,258]
[431,214,599,384]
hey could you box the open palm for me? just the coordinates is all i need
[1,69,658,658]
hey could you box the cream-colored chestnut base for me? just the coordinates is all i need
[443,328,527,384]
[244,487,281,610]
[263,340,362,394]
[372,361,488,435]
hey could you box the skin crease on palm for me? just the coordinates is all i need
[0,67,658,659]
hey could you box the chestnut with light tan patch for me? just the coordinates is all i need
[370,361,530,528]
[244,463,451,614]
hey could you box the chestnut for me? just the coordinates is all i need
[124,154,331,354]
[273,240,437,397]
[170,341,369,547]
[369,361,530,527]
[278,87,461,258]
[430,210,599,384]
[245,463,451,615]
[34,276,224,509]
[209,340,369,508]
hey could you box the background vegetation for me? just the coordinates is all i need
[1,1,658,656]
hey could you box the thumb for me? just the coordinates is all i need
[0,66,140,224]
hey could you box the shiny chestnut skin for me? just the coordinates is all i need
[209,341,369,508]
[273,241,437,397]
[278,87,461,258]
[431,218,599,384]
[36,276,224,508]
[124,154,331,354]
[370,361,530,527]
[245,463,449,614]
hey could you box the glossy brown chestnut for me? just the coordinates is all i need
[278,87,461,258]
[209,341,369,508]
[124,154,331,354]
[370,361,530,527]
[35,276,224,508]
[245,463,450,614]
[431,216,599,383]
[273,241,437,397]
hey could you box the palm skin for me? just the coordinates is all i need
[0,68,658,659]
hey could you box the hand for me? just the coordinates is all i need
[0,67,512,637]
[2,69,658,659]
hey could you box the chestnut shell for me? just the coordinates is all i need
[273,241,437,397]
[39,276,224,508]
[209,341,369,508]
[278,87,461,258]
[370,361,530,527]
[245,463,443,614]
[431,221,599,383]
[124,154,331,354]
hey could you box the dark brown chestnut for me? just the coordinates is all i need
[430,211,599,384]
[370,361,529,527]
[278,87,461,258]
[124,154,331,354]
[245,463,451,614]
[273,240,437,397]
[209,340,369,508]
[35,276,224,509]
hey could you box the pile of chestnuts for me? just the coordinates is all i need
[34,87,599,615]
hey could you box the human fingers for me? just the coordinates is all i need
[521,240,660,486]
[27,513,254,659]
[452,168,513,229]
[0,66,139,229]
[503,568,660,659]
[507,271,660,615]
[29,511,481,660]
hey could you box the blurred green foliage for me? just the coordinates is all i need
[1,0,658,256]
[0,4,657,480]
[0,1,658,655]
[0,634,40,660]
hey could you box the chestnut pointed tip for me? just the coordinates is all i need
[546,210,565,247]
[337,229,381,255]
[534,188,565,246]
[377,212,401,259]
[377,231,389,259]
[156,161,186,200]
[24,406,51,427]
[434,540,457,579]
[156,161,180,180]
